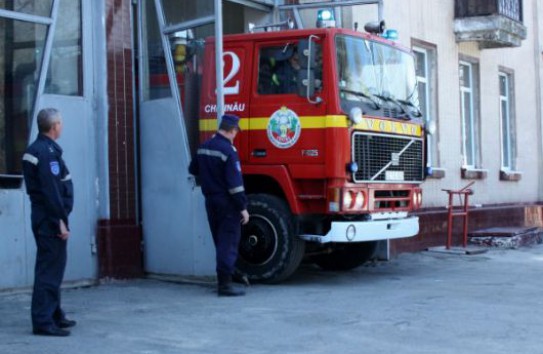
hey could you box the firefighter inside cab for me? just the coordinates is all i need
[271,45,300,94]
[258,43,322,96]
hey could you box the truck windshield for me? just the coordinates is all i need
[335,35,419,117]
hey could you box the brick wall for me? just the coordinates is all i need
[99,0,142,278]
[106,0,136,222]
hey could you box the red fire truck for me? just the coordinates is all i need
[197,17,428,283]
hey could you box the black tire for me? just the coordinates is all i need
[313,241,378,271]
[235,194,305,283]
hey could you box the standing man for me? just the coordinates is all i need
[22,108,75,336]
[189,114,249,297]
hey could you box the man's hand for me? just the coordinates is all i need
[240,209,250,225]
[58,219,70,240]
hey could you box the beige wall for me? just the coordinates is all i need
[350,0,543,208]
[536,0,543,199]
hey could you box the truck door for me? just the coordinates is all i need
[201,42,252,162]
[248,38,327,168]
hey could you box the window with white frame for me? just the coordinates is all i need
[413,45,438,167]
[499,71,515,170]
[459,60,479,168]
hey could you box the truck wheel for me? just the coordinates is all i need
[313,241,377,271]
[236,194,305,283]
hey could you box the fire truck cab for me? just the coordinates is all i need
[198,22,427,283]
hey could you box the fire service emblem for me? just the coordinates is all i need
[267,106,301,149]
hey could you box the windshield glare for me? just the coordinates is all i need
[336,35,418,108]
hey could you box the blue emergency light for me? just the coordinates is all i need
[383,29,399,40]
[316,9,336,28]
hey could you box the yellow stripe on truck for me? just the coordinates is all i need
[199,115,347,131]
[200,115,422,137]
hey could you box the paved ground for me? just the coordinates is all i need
[1,245,543,354]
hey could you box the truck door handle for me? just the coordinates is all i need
[252,149,267,157]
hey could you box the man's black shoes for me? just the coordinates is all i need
[33,318,75,336]
[33,326,70,337]
[217,274,246,297]
[57,318,77,328]
[218,283,246,296]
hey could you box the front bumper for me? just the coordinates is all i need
[299,216,419,243]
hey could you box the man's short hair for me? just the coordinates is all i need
[37,108,61,133]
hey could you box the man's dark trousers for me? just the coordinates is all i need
[205,195,241,277]
[31,230,67,329]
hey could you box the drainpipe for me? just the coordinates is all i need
[535,0,543,200]
[215,0,224,121]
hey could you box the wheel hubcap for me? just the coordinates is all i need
[248,235,258,246]
[239,214,278,266]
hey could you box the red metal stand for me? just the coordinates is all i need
[442,181,475,249]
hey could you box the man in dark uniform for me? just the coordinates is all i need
[189,114,249,297]
[22,108,75,336]
[272,49,301,94]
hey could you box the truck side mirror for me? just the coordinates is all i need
[297,69,315,98]
[298,39,316,69]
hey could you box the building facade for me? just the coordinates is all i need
[372,0,543,253]
[0,0,541,290]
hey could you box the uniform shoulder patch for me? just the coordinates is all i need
[50,161,60,176]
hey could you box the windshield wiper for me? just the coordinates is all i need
[340,88,381,110]
[373,93,411,120]
[397,99,423,118]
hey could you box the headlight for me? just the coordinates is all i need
[342,190,353,210]
[354,192,365,209]
[349,107,363,124]
[412,191,422,208]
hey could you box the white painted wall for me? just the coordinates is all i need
[350,0,542,208]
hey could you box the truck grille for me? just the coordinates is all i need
[352,132,424,183]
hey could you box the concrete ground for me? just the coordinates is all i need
[2,245,543,354]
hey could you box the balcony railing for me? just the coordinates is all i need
[455,0,523,23]
[454,0,526,48]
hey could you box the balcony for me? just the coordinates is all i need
[454,0,527,49]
